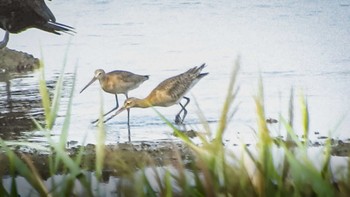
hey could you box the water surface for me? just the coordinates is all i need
[1,0,350,145]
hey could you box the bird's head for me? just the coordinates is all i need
[123,97,140,109]
[80,69,105,93]
[111,97,142,117]
[94,69,105,79]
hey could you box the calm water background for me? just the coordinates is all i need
[1,0,350,145]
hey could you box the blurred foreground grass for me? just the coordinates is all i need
[0,58,349,197]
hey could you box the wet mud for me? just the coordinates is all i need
[0,141,195,181]
[0,137,349,182]
[0,47,40,73]
[0,48,43,140]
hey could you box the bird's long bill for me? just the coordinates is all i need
[114,107,127,116]
[80,77,97,93]
[104,106,127,123]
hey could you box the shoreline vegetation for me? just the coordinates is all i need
[1,55,350,196]
[0,138,350,179]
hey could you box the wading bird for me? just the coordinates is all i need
[104,63,208,128]
[0,0,75,48]
[80,69,149,135]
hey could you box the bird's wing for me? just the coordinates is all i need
[153,73,192,100]
[29,0,56,22]
[109,71,146,83]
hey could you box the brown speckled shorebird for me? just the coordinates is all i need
[104,63,208,127]
[80,69,149,136]
[0,0,75,48]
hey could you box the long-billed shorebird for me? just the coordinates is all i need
[0,0,75,48]
[80,69,149,133]
[104,63,208,127]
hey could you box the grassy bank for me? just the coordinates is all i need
[0,58,349,196]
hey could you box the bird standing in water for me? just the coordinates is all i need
[0,0,75,48]
[104,63,208,127]
[80,69,149,137]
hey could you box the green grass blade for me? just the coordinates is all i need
[10,176,18,197]
[299,92,309,142]
[216,58,240,141]
[47,68,64,129]
[282,143,335,197]
[38,61,51,128]
[164,171,173,197]
[153,108,202,153]
[96,89,106,180]
[0,140,50,196]
[59,64,77,149]
[321,137,332,179]
[51,144,81,177]
[253,72,283,196]
[280,117,304,149]
[39,41,71,130]
[282,88,294,181]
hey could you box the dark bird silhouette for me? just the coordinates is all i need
[0,0,75,48]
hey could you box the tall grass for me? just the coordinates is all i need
[132,59,346,196]
[0,50,96,196]
[0,57,349,196]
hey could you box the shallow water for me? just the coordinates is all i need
[1,0,350,145]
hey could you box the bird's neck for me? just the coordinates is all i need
[134,98,152,108]
[98,76,106,83]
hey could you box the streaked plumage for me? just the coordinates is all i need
[104,63,208,125]
[0,0,74,48]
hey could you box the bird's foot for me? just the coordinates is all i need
[175,115,183,125]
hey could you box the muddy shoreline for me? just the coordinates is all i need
[0,48,43,141]
[0,140,195,181]
[1,138,349,181]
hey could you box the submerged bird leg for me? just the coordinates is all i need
[175,97,190,124]
[125,93,131,141]
[91,94,119,124]
[0,31,9,49]
[127,108,131,142]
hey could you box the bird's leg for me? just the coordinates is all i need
[103,94,128,124]
[175,103,186,124]
[125,93,131,142]
[127,108,131,142]
[105,94,120,116]
[0,31,9,49]
[175,97,190,124]
[91,94,119,124]
[175,97,188,119]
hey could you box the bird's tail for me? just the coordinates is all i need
[38,21,75,35]
[197,71,209,79]
[187,63,207,77]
